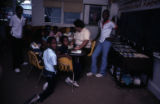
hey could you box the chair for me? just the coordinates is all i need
[27,51,44,83]
[58,57,74,85]
[87,41,96,56]
[58,57,73,72]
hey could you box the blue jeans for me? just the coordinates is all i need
[91,40,112,75]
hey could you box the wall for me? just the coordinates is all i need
[148,57,160,100]
[32,0,108,26]
[32,0,109,39]
[83,0,108,5]
[32,0,44,26]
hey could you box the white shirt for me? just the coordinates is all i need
[9,14,26,39]
[99,20,116,43]
[74,28,91,48]
[43,48,57,73]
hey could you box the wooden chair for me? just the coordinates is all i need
[27,51,44,83]
[87,41,96,56]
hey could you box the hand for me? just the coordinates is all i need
[74,46,80,50]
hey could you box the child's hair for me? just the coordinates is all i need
[60,36,68,44]
[47,37,56,44]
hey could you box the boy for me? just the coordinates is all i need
[26,37,57,104]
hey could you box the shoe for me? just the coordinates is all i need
[72,81,79,87]
[14,68,21,73]
[95,73,104,78]
[22,62,28,66]
[29,95,40,104]
[24,94,40,104]
[42,82,48,90]
[65,77,73,85]
[86,72,93,76]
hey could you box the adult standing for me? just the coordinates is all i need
[73,19,91,54]
[9,6,26,73]
[71,19,91,87]
[87,9,117,77]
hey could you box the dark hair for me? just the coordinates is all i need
[47,37,56,44]
[60,36,68,44]
[73,19,85,28]
[16,5,23,12]
[103,9,110,17]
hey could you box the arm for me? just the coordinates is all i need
[74,40,89,50]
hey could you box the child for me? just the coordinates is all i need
[41,30,49,51]
[25,37,57,104]
[58,36,79,87]
[59,36,70,54]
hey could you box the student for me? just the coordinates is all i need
[58,36,70,54]
[87,9,117,78]
[9,6,26,73]
[49,26,62,42]
[41,30,49,51]
[58,36,79,87]
[25,37,57,104]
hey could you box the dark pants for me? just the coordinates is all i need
[11,36,23,69]
[39,70,56,102]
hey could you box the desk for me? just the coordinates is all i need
[69,51,86,81]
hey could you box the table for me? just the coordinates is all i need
[69,50,86,81]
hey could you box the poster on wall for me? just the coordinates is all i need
[89,5,102,25]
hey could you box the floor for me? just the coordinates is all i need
[0,40,160,104]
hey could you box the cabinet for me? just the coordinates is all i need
[109,41,153,87]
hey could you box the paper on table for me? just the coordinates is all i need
[71,50,82,54]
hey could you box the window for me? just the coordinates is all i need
[64,12,80,24]
[44,0,82,25]
[45,8,61,23]
[20,0,32,23]
[89,5,102,25]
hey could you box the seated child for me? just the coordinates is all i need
[58,36,79,87]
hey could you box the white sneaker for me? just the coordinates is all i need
[95,73,103,78]
[14,68,21,73]
[72,81,79,87]
[43,82,48,90]
[29,95,40,104]
[65,77,73,85]
[22,62,28,65]
[86,72,94,76]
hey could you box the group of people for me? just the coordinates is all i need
[10,6,117,104]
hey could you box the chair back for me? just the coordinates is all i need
[58,57,73,72]
[28,51,44,70]
[87,41,96,56]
